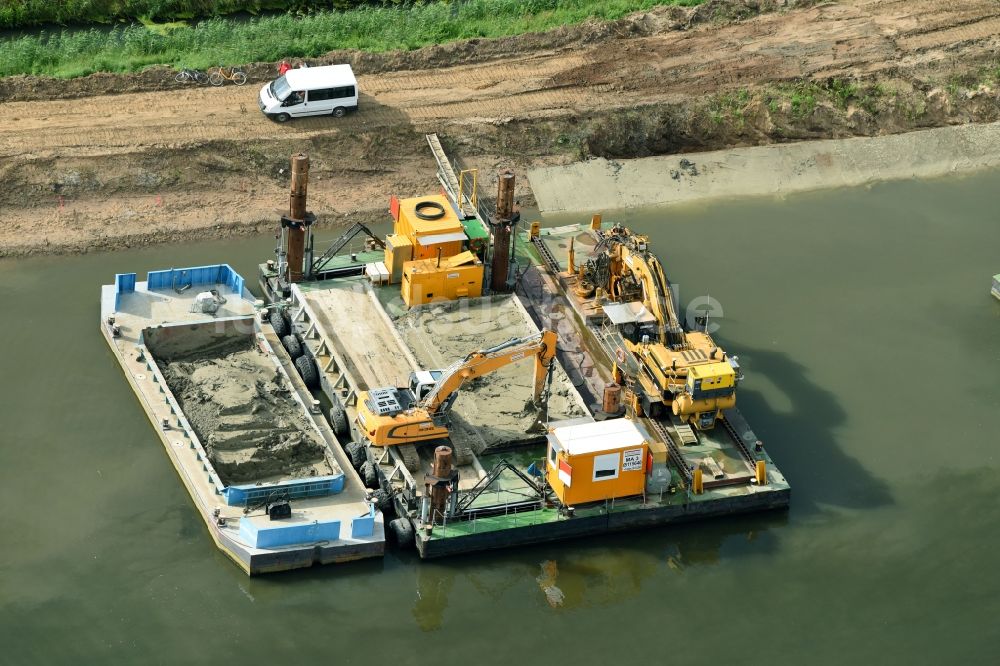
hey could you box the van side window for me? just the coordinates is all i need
[308,86,356,102]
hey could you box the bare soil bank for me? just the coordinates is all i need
[162,343,332,486]
[4,0,1000,257]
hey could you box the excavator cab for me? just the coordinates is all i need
[408,370,444,401]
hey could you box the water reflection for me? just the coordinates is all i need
[410,508,790,626]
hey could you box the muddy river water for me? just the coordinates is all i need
[1,170,998,663]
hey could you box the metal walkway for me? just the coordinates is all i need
[426,133,477,218]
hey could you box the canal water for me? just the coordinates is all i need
[1,170,998,663]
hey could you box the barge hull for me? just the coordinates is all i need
[416,488,790,558]
[101,265,384,575]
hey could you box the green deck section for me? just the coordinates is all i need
[314,249,385,273]
[423,474,755,541]
[461,216,490,241]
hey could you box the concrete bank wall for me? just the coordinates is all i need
[528,122,1000,213]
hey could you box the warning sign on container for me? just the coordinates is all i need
[622,448,643,471]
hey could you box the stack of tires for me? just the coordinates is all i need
[267,305,413,549]
[268,307,319,389]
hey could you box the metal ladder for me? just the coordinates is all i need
[673,421,699,445]
[426,133,476,218]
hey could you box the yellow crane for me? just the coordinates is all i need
[584,225,740,429]
[356,330,558,447]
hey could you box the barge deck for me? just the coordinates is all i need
[101,264,384,574]
[260,231,789,558]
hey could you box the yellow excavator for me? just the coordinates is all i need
[356,330,558,447]
[583,225,740,430]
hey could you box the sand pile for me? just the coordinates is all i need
[162,344,332,485]
[394,296,586,453]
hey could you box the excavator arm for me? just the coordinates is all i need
[420,329,558,415]
[619,244,684,346]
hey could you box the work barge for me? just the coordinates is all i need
[102,136,789,575]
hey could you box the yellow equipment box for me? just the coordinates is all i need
[394,195,467,260]
[546,419,648,505]
[400,251,484,307]
[384,233,413,284]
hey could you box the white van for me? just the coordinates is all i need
[258,64,358,122]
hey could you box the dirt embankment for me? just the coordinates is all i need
[3,0,1000,257]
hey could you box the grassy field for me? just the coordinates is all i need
[0,0,701,79]
[0,1,341,29]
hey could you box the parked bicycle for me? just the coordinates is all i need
[208,66,248,86]
[174,68,208,84]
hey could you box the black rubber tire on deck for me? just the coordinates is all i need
[282,334,303,359]
[269,309,289,337]
[294,354,319,389]
[345,441,366,470]
[389,518,415,549]
[328,404,349,437]
[360,461,378,489]
[371,488,392,513]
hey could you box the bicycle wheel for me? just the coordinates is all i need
[232,72,247,86]
[194,71,209,84]
[209,72,224,86]
[174,71,187,83]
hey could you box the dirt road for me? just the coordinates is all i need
[3,0,1000,256]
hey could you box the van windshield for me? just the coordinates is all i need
[269,76,291,102]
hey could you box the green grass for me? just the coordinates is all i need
[708,88,751,126]
[0,1,340,29]
[0,0,703,79]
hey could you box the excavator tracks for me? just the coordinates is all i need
[721,416,758,467]
[646,418,694,484]
[531,235,562,274]
[398,444,422,473]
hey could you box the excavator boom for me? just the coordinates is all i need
[421,330,557,415]
[356,329,558,447]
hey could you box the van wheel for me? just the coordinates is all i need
[275,113,290,123]
[332,107,346,118]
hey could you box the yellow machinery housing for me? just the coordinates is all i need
[384,233,413,284]
[357,330,558,447]
[546,419,648,505]
[394,194,466,260]
[583,225,740,430]
[388,194,485,306]
[401,251,484,307]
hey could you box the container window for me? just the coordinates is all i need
[592,452,620,481]
[549,445,557,466]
